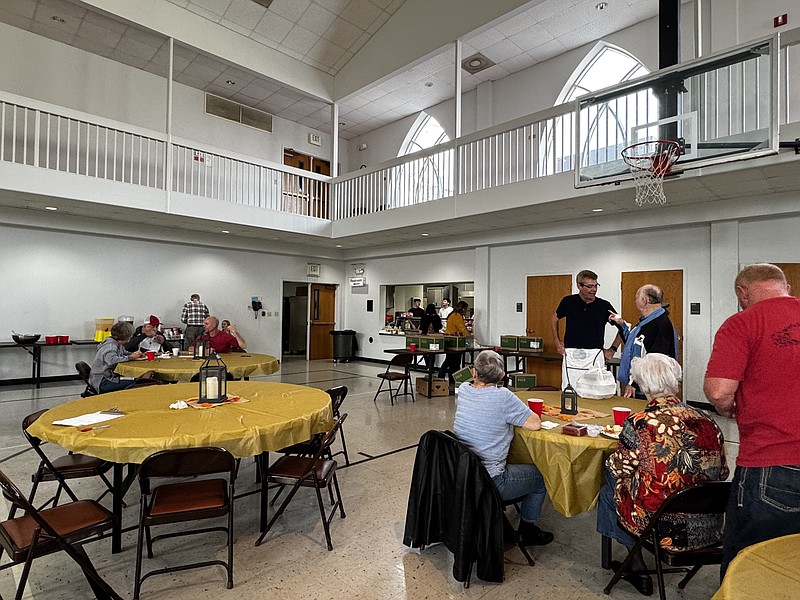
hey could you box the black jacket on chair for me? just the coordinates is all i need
[403,430,504,583]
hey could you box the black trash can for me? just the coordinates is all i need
[330,330,358,362]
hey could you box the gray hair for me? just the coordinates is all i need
[630,353,682,397]
[473,350,505,385]
[110,321,134,341]
[641,284,664,305]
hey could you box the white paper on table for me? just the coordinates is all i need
[539,420,560,430]
[52,412,124,427]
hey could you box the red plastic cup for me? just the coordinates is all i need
[58,335,70,344]
[146,351,156,361]
[409,343,416,352]
[528,398,544,416]
[612,406,631,426]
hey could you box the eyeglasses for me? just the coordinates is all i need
[579,283,600,289]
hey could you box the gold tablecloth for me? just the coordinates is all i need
[26,381,332,464]
[114,352,279,382]
[508,391,644,517]
[712,534,800,600]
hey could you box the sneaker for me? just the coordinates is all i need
[517,522,554,546]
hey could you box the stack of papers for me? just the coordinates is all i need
[52,412,124,427]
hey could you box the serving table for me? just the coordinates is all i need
[27,381,332,553]
[114,352,279,382]
[712,533,800,600]
[0,339,99,387]
[508,390,644,568]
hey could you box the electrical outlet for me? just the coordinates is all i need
[267,311,272,317]
[274,311,279,317]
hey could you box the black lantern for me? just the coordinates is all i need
[561,384,578,415]
[193,339,208,360]
[198,352,227,404]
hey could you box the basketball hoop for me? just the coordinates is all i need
[621,140,681,206]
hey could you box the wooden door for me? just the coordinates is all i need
[526,274,572,386]
[283,150,310,215]
[620,270,683,362]
[309,284,336,360]
[774,263,800,297]
[311,158,330,219]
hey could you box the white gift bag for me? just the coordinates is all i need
[575,366,617,399]
[561,348,603,390]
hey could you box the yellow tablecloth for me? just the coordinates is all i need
[712,534,800,600]
[508,391,644,517]
[26,381,332,464]
[114,352,279,382]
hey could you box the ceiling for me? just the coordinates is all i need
[0,0,668,139]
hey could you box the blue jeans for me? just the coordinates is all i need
[721,465,800,578]
[492,463,547,523]
[99,378,136,393]
[596,467,636,549]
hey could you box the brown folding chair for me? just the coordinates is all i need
[255,414,348,551]
[22,409,114,512]
[0,468,122,600]
[604,481,732,600]
[134,447,236,599]
[76,361,99,397]
[373,354,414,405]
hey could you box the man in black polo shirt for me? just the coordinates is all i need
[551,270,618,359]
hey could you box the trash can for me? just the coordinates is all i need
[330,330,358,362]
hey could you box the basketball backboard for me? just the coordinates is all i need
[575,35,779,188]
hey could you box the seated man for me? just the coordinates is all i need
[596,353,728,596]
[125,317,174,354]
[89,321,145,393]
[189,316,247,354]
[453,350,554,547]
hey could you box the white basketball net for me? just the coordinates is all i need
[621,141,681,206]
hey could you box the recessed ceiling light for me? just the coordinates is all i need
[424,81,434,88]
[421,233,429,237]
[51,16,65,23]
[592,208,604,212]
[595,2,608,10]
[461,52,496,75]
[225,80,236,85]
[339,121,346,127]
[221,229,230,233]
[45,206,58,211]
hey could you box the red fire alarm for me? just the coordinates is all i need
[774,14,788,28]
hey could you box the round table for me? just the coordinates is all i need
[713,534,800,600]
[114,352,279,383]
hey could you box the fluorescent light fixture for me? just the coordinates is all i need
[45,206,58,211]
[592,208,604,212]
[221,229,230,234]
[336,244,343,248]
[421,233,429,237]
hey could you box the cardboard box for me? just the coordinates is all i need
[444,335,473,349]
[518,336,543,351]
[453,366,473,385]
[419,334,444,350]
[500,335,519,350]
[508,373,538,390]
[405,336,420,349]
[416,377,449,397]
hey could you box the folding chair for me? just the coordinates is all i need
[134,447,236,599]
[373,354,414,405]
[76,361,99,397]
[0,468,122,600]
[22,409,114,512]
[604,481,732,600]
[255,414,348,551]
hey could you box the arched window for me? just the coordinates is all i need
[540,42,654,175]
[390,112,452,206]
[399,112,450,156]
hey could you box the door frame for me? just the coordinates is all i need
[283,279,339,361]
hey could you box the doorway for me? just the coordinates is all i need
[283,149,331,218]
[282,282,309,356]
[525,274,572,387]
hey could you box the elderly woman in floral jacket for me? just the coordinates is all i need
[596,353,728,596]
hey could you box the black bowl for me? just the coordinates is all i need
[12,334,41,344]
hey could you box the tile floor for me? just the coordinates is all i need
[0,358,736,599]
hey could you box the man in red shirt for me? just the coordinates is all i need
[189,316,247,354]
[704,263,800,576]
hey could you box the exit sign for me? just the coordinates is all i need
[774,14,788,27]
[308,132,322,146]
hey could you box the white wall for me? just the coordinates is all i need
[0,223,344,380]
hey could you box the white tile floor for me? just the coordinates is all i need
[0,358,735,599]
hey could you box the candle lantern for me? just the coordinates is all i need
[561,384,578,415]
[193,339,208,360]
[198,352,227,404]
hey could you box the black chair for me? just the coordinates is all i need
[133,447,236,599]
[604,481,732,600]
[0,468,122,600]
[255,414,347,551]
[373,354,414,405]
[22,409,114,512]
[403,430,535,588]
[76,361,98,397]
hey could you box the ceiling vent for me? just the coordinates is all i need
[205,93,273,134]
[461,52,495,75]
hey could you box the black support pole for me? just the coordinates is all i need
[659,0,681,142]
